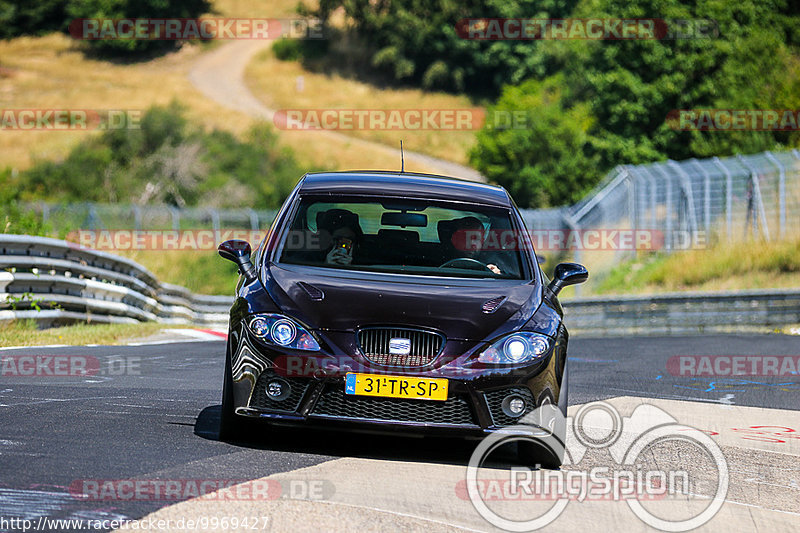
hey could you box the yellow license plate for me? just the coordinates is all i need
[345,373,448,401]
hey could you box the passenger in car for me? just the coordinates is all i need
[317,209,363,266]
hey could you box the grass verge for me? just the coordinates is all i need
[244,47,480,166]
[0,320,180,347]
[120,250,239,295]
[591,238,800,295]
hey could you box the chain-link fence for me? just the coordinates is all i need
[25,149,800,263]
[28,204,277,233]
[518,149,800,262]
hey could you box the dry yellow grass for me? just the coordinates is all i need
[0,320,180,347]
[0,34,440,175]
[244,48,480,165]
[0,0,431,175]
[589,237,800,295]
[212,0,307,18]
[118,249,239,294]
[0,33,252,170]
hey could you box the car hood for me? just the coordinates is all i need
[264,263,540,340]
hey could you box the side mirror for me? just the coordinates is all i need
[547,262,588,297]
[218,240,257,282]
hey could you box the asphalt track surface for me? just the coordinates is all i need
[1,334,799,532]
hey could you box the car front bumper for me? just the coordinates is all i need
[227,325,567,437]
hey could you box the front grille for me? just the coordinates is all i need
[311,384,477,426]
[484,387,536,427]
[357,327,444,367]
[249,372,311,412]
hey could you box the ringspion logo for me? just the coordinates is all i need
[465,402,729,531]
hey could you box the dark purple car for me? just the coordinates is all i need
[217,171,587,467]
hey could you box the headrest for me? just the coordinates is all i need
[316,209,363,235]
[437,216,483,247]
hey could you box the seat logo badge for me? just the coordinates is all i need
[389,338,411,356]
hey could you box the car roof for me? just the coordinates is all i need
[298,171,512,207]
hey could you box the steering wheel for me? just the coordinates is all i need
[439,257,493,272]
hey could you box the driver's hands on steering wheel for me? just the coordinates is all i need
[439,257,502,274]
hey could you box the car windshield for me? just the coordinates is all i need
[278,196,526,279]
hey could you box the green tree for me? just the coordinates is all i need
[472,76,599,207]
[310,0,578,95]
[0,168,50,235]
[20,103,302,209]
[66,0,211,55]
[0,0,67,38]
[471,0,800,207]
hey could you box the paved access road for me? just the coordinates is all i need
[0,334,798,532]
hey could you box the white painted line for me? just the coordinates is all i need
[125,340,196,347]
[124,328,227,345]
[0,344,69,351]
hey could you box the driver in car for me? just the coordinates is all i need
[442,216,502,275]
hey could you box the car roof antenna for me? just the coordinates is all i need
[400,140,405,173]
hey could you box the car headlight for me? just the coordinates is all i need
[247,314,320,351]
[478,332,551,364]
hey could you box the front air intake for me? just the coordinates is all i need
[357,327,444,367]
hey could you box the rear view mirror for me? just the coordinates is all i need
[218,239,257,282]
[381,212,428,227]
[546,262,588,297]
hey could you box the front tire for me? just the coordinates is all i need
[557,361,569,418]
[518,362,568,469]
[219,348,246,442]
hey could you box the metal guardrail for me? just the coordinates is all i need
[562,289,800,336]
[0,235,231,328]
[3,234,797,335]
